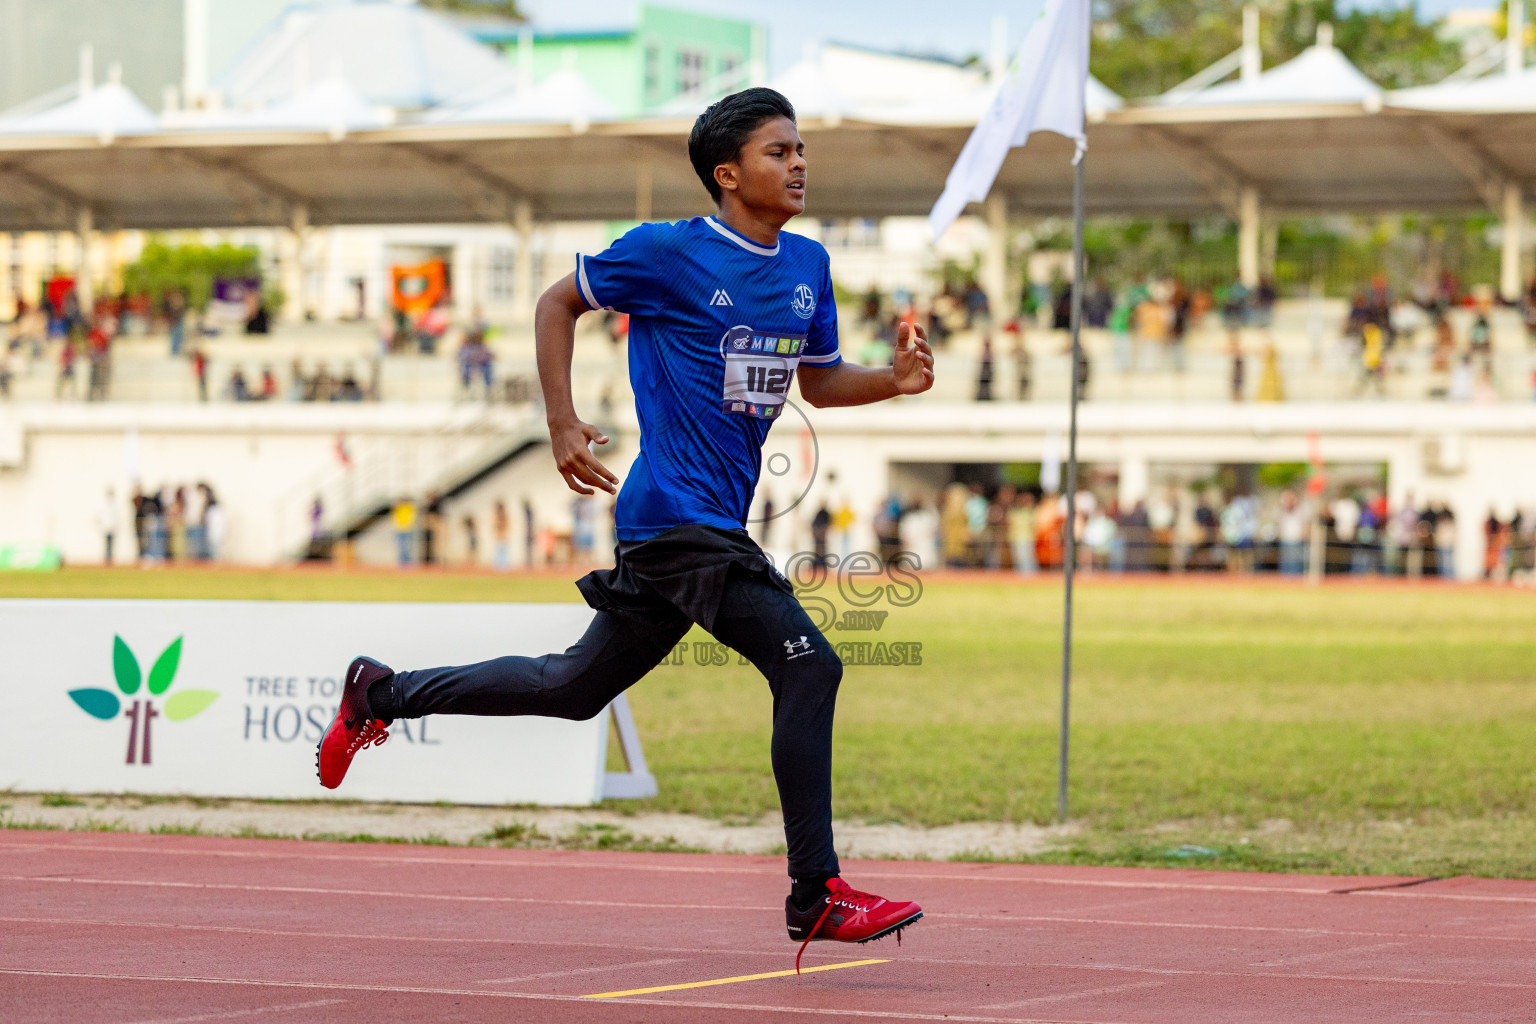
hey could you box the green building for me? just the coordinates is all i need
[474,5,766,118]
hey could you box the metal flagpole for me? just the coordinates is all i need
[1057,153,1086,823]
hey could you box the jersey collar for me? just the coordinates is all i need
[705,216,780,257]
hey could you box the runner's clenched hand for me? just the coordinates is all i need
[549,417,617,495]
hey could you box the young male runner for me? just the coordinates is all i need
[317,88,934,957]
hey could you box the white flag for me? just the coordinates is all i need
[929,0,1090,240]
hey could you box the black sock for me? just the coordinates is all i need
[790,874,834,912]
[366,679,399,722]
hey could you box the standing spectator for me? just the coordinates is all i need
[1228,336,1246,402]
[308,496,325,557]
[257,366,279,401]
[96,486,120,565]
[1484,509,1506,580]
[288,359,308,401]
[1354,497,1381,574]
[1121,499,1152,573]
[421,493,443,566]
[227,366,250,401]
[1010,329,1032,400]
[131,486,150,562]
[1221,494,1257,573]
[392,498,416,566]
[146,488,168,562]
[975,337,994,401]
[572,495,595,562]
[898,496,940,571]
[462,514,479,566]
[810,503,832,569]
[522,497,536,567]
[86,315,113,401]
[1433,503,1456,579]
[168,487,189,563]
[165,290,187,356]
[1008,491,1038,575]
[1392,495,1422,578]
[940,482,970,568]
[1256,344,1285,402]
[55,337,78,398]
[191,348,209,402]
[1167,277,1190,372]
[492,500,511,570]
[0,342,13,399]
[200,484,226,562]
[1277,490,1308,575]
[983,486,1011,568]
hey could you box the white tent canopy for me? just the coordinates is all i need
[430,69,617,128]
[1156,41,1383,108]
[0,82,157,142]
[216,1,518,112]
[176,77,393,137]
[1390,66,1536,112]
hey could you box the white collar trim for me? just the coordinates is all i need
[705,216,779,257]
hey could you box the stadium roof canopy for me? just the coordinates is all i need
[0,92,1528,231]
[0,16,1530,236]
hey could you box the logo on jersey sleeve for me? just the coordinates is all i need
[791,284,816,319]
[721,324,802,420]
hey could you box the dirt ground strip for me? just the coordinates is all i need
[0,793,1071,860]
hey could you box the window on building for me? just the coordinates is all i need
[721,53,742,91]
[677,48,705,96]
[489,247,516,303]
[644,45,660,99]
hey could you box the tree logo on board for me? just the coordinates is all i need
[67,636,218,764]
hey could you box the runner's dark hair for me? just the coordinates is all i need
[688,87,797,204]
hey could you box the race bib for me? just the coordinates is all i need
[720,325,803,420]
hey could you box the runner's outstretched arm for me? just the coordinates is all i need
[536,273,618,495]
[796,320,933,408]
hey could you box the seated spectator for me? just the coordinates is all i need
[227,366,250,402]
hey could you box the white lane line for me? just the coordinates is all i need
[120,999,345,1024]
[977,980,1167,1010]
[1253,941,1405,968]
[0,968,1136,1024]
[478,958,685,985]
[0,839,1372,895]
[5,911,1534,963]
[1021,961,1536,991]
[0,874,767,912]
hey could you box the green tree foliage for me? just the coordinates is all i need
[418,0,525,18]
[120,239,261,311]
[1091,0,1462,98]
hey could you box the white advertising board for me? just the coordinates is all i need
[0,599,634,806]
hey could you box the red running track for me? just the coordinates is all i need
[3,831,1534,1023]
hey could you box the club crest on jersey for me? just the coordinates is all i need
[791,284,816,319]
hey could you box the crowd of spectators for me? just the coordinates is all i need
[828,482,1533,583]
[120,482,228,564]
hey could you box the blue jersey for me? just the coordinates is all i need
[576,216,842,541]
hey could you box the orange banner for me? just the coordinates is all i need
[391,260,448,316]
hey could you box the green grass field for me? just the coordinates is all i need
[5,568,1534,877]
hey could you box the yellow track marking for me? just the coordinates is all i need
[584,958,890,999]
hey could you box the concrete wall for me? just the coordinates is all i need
[3,400,1533,579]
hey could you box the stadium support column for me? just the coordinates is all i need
[984,192,1009,324]
[1500,183,1523,305]
[636,162,653,223]
[512,199,535,321]
[281,205,309,323]
[1238,186,1260,289]
[75,208,94,313]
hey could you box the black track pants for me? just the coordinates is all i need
[388,564,843,879]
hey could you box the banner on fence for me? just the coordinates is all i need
[0,600,638,806]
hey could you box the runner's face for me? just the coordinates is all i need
[725,117,806,218]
